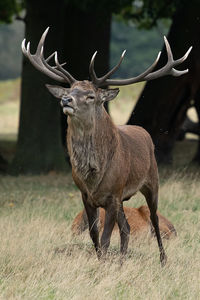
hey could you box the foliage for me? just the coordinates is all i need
[0,0,192,28]
[64,0,132,14]
[0,0,24,23]
[119,0,188,28]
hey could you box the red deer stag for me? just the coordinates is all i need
[22,28,192,266]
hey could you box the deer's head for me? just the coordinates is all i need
[45,81,119,119]
[22,27,192,121]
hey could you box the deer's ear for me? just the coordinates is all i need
[46,84,70,99]
[99,88,119,103]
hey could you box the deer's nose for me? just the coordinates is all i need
[62,96,73,106]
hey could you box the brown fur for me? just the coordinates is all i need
[71,206,177,239]
[24,30,191,267]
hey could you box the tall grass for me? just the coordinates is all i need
[0,172,199,299]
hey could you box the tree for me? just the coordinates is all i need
[10,0,68,174]
[126,0,200,164]
[0,153,8,173]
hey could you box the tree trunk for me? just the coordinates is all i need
[127,4,200,164]
[60,6,112,146]
[0,153,8,173]
[10,0,68,174]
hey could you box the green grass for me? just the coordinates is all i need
[0,78,200,299]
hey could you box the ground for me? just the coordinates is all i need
[0,79,199,299]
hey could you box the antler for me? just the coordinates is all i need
[90,36,192,87]
[89,50,127,86]
[21,27,76,85]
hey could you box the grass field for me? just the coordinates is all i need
[0,79,200,299]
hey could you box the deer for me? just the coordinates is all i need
[22,27,192,266]
[71,205,177,240]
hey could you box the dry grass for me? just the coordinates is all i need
[110,82,144,125]
[0,78,20,141]
[0,172,200,299]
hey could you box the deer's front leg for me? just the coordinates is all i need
[82,194,100,258]
[117,203,130,256]
[100,202,116,256]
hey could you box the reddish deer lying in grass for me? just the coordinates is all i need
[22,28,191,266]
[72,206,177,240]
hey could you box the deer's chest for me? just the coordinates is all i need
[69,137,100,187]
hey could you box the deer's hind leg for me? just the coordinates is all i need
[140,184,167,267]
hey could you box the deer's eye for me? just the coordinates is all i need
[86,95,95,101]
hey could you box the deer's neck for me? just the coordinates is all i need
[67,107,118,181]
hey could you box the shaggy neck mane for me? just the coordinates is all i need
[67,106,118,182]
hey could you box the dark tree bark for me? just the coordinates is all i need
[0,153,8,173]
[60,6,112,146]
[127,4,200,164]
[10,0,68,174]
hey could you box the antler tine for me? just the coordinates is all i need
[98,36,192,87]
[89,51,98,84]
[169,45,192,77]
[21,38,28,58]
[46,51,56,62]
[21,27,76,84]
[164,36,173,62]
[39,28,76,84]
[172,46,193,66]
[40,46,72,82]
[144,37,192,80]
[45,52,67,69]
[39,46,68,81]
[103,50,161,86]
[163,36,192,66]
[163,36,192,76]
[52,62,67,69]
[36,27,50,56]
[89,50,126,86]
[54,52,76,84]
